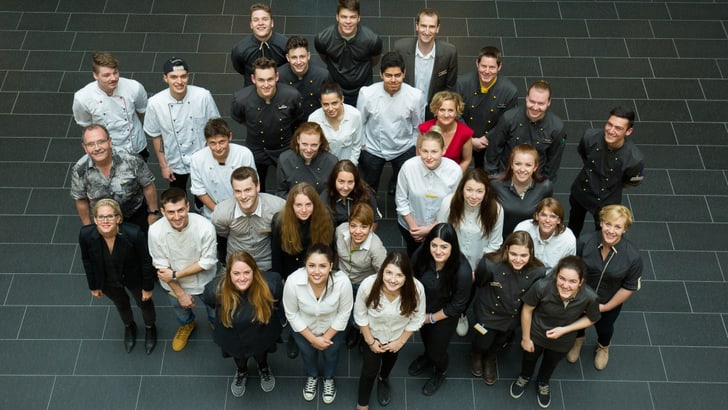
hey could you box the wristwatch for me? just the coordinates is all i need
[147,208,161,216]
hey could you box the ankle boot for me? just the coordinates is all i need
[124,322,137,353]
[594,343,610,370]
[566,336,585,363]
[470,348,483,377]
[144,325,157,355]
[483,352,497,385]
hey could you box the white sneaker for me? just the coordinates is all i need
[322,378,336,404]
[303,376,317,401]
[456,314,469,336]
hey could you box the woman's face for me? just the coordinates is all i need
[230,260,254,292]
[430,237,453,266]
[349,219,371,246]
[420,139,444,170]
[382,263,406,294]
[306,252,333,287]
[511,152,537,184]
[463,179,486,208]
[335,171,356,198]
[555,267,583,301]
[507,244,531,270]
[320,92,344,119]
[536,206,560,237]
[436,99,457,127]
[293,193,314,221]
[600,216,627,248]
[94,205,121,235]
[297,131,321,163]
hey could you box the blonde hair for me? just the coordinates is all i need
[92,198,122,221]
[599,204,634,230]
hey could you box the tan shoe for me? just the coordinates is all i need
[594,343,609,370]
[172,321,196,351]
[566,336,585,363]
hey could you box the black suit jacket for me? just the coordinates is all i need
[79,223,155,291]
[393,37,458,103]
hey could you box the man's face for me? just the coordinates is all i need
[336,8,360,37]
[206,134,231,163]
[415,14,439,46]
[82,127,112,163]
[381,66,405,96]
[232,177,260,214]
[476,56,501,87]
[525,87,551,122]
[163,70,189,98]
[603,115,633,149]
[161,199,190,231]
[286,47,310,77]
[252,67,278,100]
[250,9,274,40]
[93,66,120,95]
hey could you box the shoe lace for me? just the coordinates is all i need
[179,324,193,337]
[538,384,550,395]
[260,368,271,382]
[235,371,246,386]
[305,377,317,392]
[516,376,529,387]
[323,379,335,396]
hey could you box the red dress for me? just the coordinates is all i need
[418,119,474,165]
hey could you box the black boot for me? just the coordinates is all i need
[124,322,137,353]
[422,371,446,396]
[144,325,157,355]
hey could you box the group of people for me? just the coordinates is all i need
[71,1,646,408]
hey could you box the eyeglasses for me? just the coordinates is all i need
[95,214,118,221]
[84,138,110,148]
[538,212,559,221]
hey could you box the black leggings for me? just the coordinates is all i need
[357,346,399,406]
[520,344,565,384]
[576,304,622,346]
[103,284,155,327]
[419,315,458,373]
[234,352,268,373]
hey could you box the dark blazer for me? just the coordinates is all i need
[79,223,155,291]
[393,37,458,103]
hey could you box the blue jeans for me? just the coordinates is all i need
[167,293,215,325]
[291,329,346,379]
[358,146,415,193]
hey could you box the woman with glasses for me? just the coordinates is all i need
[78,198,157,354]
[514,198,576,275]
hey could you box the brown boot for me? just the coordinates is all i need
[482,353,497,385]
[566,336,585,363]
[594,343,610,370]
[470,348,483,377]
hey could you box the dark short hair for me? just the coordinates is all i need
[528,80,552,100]
[250,3,272,17]
[252,56,277,72]
[380,51,405,73]
[91,51,119,73]
[609,106,635,129]
[320,81,343,99]
[82,124,110,141]
[553,255,588,282]
[203,118,231,139]
[416,8,439,25]
[477,46,502,66]
[337,0,360,14]
[286,36,308,51]
[160,187,188,206]
[231,166,259,185]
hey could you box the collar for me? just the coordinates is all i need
[415,41,436,59]
[480,77,497,93]
[234,197,262,219]
[343,229,373,251]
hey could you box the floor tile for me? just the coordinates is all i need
[568,39,628,58]
[618,221,673,251]
[616,3,670,20]
[587,78,647,99]
[689,101,728,123]
[161,340,230,375]
[651,20,726,39]
[707,196,728,223]
[0,306,24,338]
[5,273,88,304]
[17,12,68,30]
[625,39,677,57]
[0,215,57,243]
[143,33,200,53]
[561,380,653,410]
[629,195,711,223]
[0,375,54,410]
[587,20,653,38]
[151,0,224,14]
[661,346,728,382]
[26,188,79,215]
[594,57,653,78]
[646,312,727,346]
[644,79,703,100]
[685,282,728,313]
[0,50,28,70]
[125,14,185,33]
[14,92,72,115]
[3,71,64,92]
[405,377,476,410]
[653,58,722,79]
[138,375,227,407]
[634,100,691,122]
[74,340,164,375]
[0,162,69,187]
[650,382,728,410]
[49,375,141,410]
[516,19,587,38]
[625,281,691,313]
[105,0,152,13]
[67,13,127,32]
[72,32,146,52]
[674,39,728,58]
[0,340,79,374]
[701,79,728,100]
[19,306,107,339]
[649,250,723,281]
[669,223,728,252]
[502,38,568,57]
[669,170,728,195]
[580,345,666,381]
[560,1,617,19]
[673,122,727,145]
[57,0,105,13]
[184,15,234,34]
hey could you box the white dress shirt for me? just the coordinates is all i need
[353,275,426,344]
[414,41,435,97]
[283,268,353,336]
[514,219,577,274]
[72,77,148,153]
[396,156,462,229]
[308,104,363,165]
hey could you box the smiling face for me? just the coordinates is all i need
[336,8,360,37]
[600,216,627,248]
[320,92,344,119]
[335,170,355,198]
[430,237,453,268]
[381,66,405,96]
[250,9,274,41]
[206,134,231,163]
[603,115,633,150]
[163,70,189,100]
[436,99,457,128]
[536,206,560,238]
[420,139,443,170]
[252,67,278,100]
[286,46,310,77]
[511,152,537,185]
[415,14,439,46]
[476,56,501,87]
[525,87,551,122]
[306,252,333,288]
[463,179,486,208]
[93,66,120,95]
[230,260,254,292]
[162,199,190,231]
[293,193,314,221]
[348,219,371,246]
[382,263,406,295]
[82,127,112,164]
[297,131,321,164]
[507,244,531,271]
[232,177,260,214]
[94,205,121,235]
[555,268,583,301]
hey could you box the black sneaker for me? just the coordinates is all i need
[537,383,551,408]
[510,376,530,399]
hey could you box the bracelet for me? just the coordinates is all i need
[368,339,375,346]
[172,270,177,280]
[429,313,435,324]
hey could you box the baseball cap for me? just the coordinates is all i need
[163,57,189,74]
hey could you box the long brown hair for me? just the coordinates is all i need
[486,231,543,270]
[366,251,419,317]
[216,251,275,327]
[279,182,334,254]
[448,168,499,236]
[326,159,373,210]
[499,144,545,183]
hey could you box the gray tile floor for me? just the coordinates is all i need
[1,0,727,409]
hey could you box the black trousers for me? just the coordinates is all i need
[520,344,566,385]
[103,284,155,327]
[419,315,458,373]
[472,327,513,355]
[357,346,399,406]
[576,303,623,346]
[567,195,601,238]
[234,352,268,373]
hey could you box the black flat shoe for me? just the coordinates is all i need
[144,325,157,355]
[124,322,137,353]
[422,372,445,396]
[377,377,391,406]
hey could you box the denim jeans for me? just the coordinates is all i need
[167,292,215,325]
[358,146,416,193]
[291,329,346,379]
